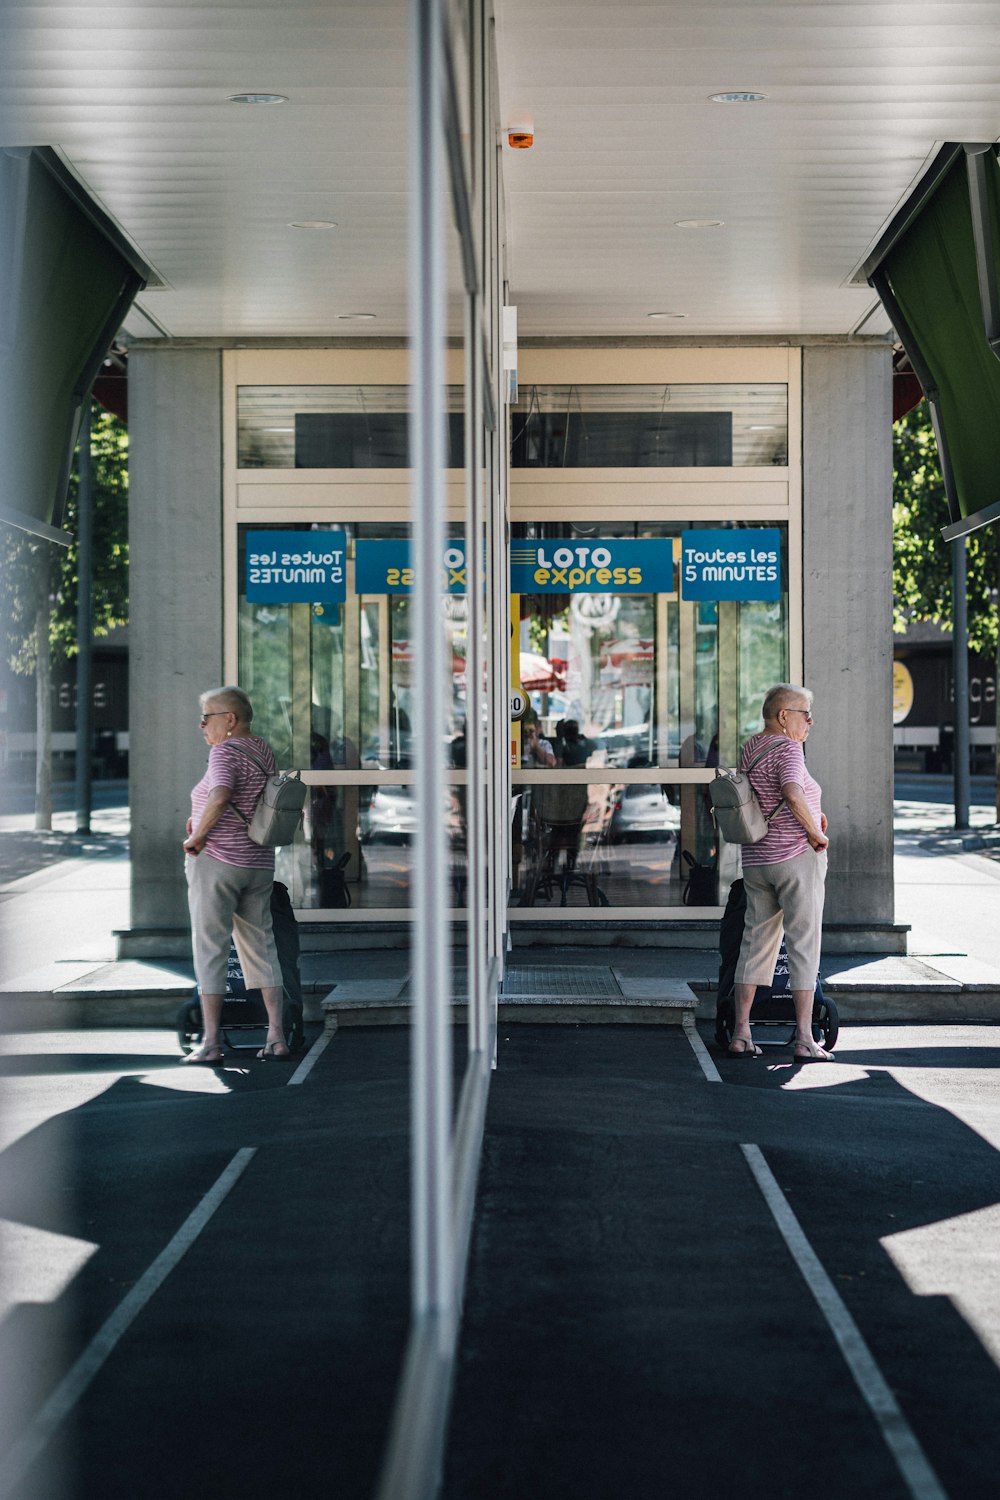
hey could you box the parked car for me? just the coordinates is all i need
[608,783,681,842]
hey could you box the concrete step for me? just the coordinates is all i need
[322,966,697,1026]
[0,956,334,1031]
[7,953,999,1032]
[689,954,1000,1024]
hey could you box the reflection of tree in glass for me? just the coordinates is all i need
[738,598,788,748]
[238,603,294,765]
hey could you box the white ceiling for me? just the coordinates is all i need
[2,0,999,342]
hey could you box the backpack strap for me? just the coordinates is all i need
[221,739,271,827]
[225,738,270,775]
[743,739,785,774]
[743,737,788,822]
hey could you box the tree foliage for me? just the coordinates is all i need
[893,401,998,654]
[0,407,128,674]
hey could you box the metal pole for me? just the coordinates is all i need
[463,0,488,1056]
[75,400,94,834]
[464,286,486,1052]
[996,545,1000,825]
[409,0,453,1323]
[952,534,970,830]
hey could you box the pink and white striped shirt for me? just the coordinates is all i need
[740,732,822,867]
[190,735,277,870]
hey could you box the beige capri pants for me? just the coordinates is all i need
[735,847,827,992]
[185,853,282,994]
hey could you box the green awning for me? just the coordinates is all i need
[0,149,149,544]
[862,144,1000,542]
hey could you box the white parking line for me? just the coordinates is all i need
[0,1147,257,1499]
[683,1014,722,1083]
[741,1144,948,1500]
[287,1026,336,1086]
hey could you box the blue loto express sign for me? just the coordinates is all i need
[354,539,467,594]
[680,528,781,602]
[246,530,347,603]
[509,538,675,594]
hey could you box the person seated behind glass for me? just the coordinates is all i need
[312,721,360,770]
[679,731,708,768]
[554,718,594,768]
[521,711,556,767]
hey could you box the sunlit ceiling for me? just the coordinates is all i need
[1,0,998,343]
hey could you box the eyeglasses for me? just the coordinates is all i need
[199,712,229,726]
[786,709,814,723]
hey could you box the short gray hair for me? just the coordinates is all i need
[761,683,812,723]
[199,685,254,723]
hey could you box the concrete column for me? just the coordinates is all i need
[802,345,895,931]
[125,349,223,951]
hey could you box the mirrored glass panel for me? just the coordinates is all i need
[237,386,466,469]
[511,780,707,909]
[510,385,788,467]
[273,784,468,911]
[512,521,788,773]
[237,518,789,911]
[238,524,469,770]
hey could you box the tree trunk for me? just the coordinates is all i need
[34,603,52,831]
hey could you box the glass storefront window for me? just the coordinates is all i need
[238,523,468,772]
[512,521,788,773]
[237,518,789,912]
[511,781,711,908]
[273,778,703,911]
[511,385,788,467]
[274,783,468,912]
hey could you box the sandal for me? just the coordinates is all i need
[257,1039,292,1061]
[727,1035,762,1058]
[792,1038,833,1062]
[182,1043,225,1066]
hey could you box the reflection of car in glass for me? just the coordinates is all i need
[609,783,681,842]
[360,785,417,843]
[359,785,464,844]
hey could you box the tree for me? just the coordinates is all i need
[0,405,129,825]
[893,401,999,655]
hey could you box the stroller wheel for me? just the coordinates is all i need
[812,997,839,1051]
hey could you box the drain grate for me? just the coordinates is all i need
[401,965,625,1002]
[500,966,623,1000]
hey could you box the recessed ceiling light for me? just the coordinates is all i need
[263,426,295,433]
[749,425,776,431]
[710,92,768,104]
[675,219,725,230]
[289,220,338,230]
[647,312,686,320]
[226,93,288,105]
[337,313,376,321]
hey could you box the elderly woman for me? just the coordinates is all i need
[730,684,832,1063]
[182,686,289,1064]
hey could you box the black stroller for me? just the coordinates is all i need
[176,881,305,1054]
[714,878,839,1051]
